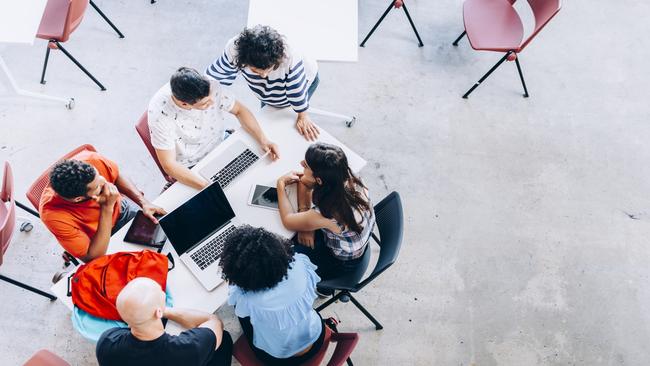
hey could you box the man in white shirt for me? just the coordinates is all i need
[148,67,279,189]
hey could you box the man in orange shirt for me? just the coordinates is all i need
[39,150,166,263]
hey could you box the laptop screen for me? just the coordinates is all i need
[159,182,235,255]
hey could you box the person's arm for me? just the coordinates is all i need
[229,100,279,160]
[205,44,239,86]
[164,307,225,350]
[277,172,332,233]
[286,60,320,141]
[82,183,120,262]
[114,174,166,223]
[155,148,210,190]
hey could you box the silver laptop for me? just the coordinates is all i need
[198,139,261,190]
[159,182,238,291]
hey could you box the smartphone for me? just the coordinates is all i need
[248,184,280,210]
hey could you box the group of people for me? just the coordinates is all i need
[39,26,376,366]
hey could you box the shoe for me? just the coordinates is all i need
[316,286,333,298]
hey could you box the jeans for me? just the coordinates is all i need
[111,197,140,235]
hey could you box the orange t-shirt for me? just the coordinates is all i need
[39,151,122,258]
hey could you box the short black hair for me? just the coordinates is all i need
[49,160,96,199]
[170,67,211,104]
[234,25,286,70]
[219,225,295,292]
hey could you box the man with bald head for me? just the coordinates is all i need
[96,277,232,366]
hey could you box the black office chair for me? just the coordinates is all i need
[315,191,404,330]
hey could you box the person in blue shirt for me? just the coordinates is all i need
[219,225,325,365]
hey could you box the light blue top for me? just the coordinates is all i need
[228,253,322,358]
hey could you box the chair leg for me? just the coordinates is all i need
[89,0,125,38]
[514,56,529,98]
[452,30,466,46]
[0,274,57,301]
[315,290,346,312]
[347,294,383,330]
[401,1,424,47]
[462,51,511,99]
[53,41,107,91]
[16,200,40,218]
[360,0,395,47]
[40,45,51,84]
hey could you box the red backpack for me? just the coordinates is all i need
[70,250,169,320]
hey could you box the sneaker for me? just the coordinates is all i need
[315,286,333,298]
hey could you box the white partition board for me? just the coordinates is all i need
[0,0,48,44]
[248,0,358,62]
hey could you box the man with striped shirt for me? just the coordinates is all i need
[206,25,320,141]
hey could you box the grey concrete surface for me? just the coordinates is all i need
[1,0,649,365]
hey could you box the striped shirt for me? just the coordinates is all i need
[321,204,375,261]
[206,36,318,113]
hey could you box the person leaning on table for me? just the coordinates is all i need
[96,277,233,366]
[39,151,166,263]
[276,143,375,293]
[206,25,321,141]
[147,67,279,190]
[219,225,326,365]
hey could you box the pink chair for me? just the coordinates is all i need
[23,349,71,366]
[0,162,57,301]
[360,0,423,47]
[135,112,176,184]
[37,0,107,90]
[452,0,562,98]
[233,322,360,366]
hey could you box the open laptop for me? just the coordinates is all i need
[198,139,262,190]
[159,182,238,291]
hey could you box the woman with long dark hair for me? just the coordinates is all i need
[277,142,375,284]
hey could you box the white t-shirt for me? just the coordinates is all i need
[147,82,236,167]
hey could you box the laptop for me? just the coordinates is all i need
[198,139,262,190]
[159,182,238,291]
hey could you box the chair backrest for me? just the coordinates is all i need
[26,144,97,210]
[326,332,360,366]
[23,349,71,366]
[355,191,404,291]
[0,162,17,266]
[135,111,175,183]
[62,0,89,41]
[520,0,561,50]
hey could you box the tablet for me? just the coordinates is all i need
[248,184,279,210]
[124,211,167,248]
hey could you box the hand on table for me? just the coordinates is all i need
[142,202,167,224]
[295,114,320,141]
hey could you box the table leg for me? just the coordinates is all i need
[0,54,74,109]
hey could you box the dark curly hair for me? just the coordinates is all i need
[49,160,96,199]
[219,225,295,292]
[234,25,286,70]
[170,67,211,104]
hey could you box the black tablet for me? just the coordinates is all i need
[124,211,166,248]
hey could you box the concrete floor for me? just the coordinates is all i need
[1,0,650,365]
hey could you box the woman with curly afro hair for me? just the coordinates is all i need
[206,25,322,141]
[219,225,325,365]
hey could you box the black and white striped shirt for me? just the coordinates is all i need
[206,36,318,113]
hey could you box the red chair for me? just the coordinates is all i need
[452,0,562,98]
[360,0,423,47]
[135,112,176,184]
[233,323,360,366]
[37,0,107,90]
[16,144,98,267]
[0,162,57,301]
[22,349,71,366]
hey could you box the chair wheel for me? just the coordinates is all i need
[346,117,356,128]
[66,98,75,110]
[20,222,34,232]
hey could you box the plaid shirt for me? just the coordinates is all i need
[322,206,375,261]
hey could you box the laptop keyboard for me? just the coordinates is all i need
[190,225,237,270]
[210,149,259,188]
